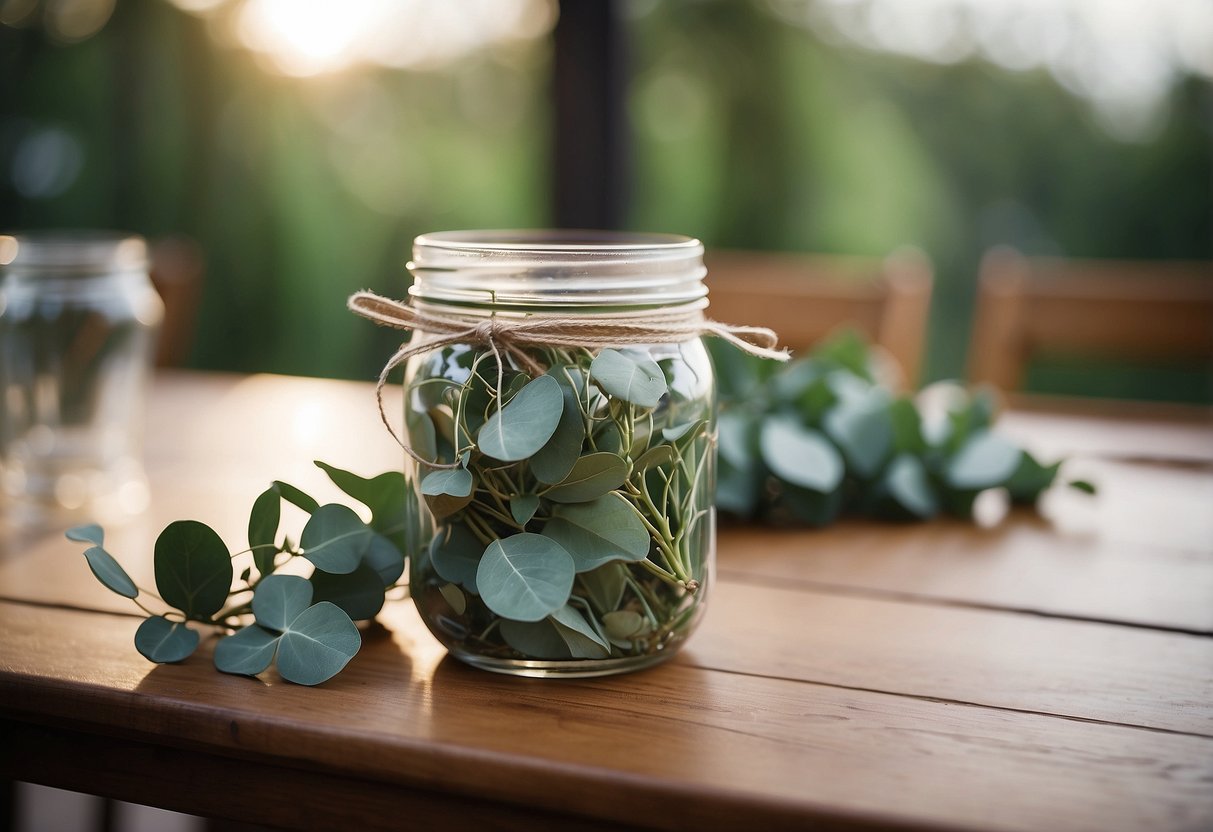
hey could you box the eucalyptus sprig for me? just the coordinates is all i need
[64,462,420,685]
[710,331,1094,525]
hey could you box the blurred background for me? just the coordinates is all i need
[2,0,1210,400]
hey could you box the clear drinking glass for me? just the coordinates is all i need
[0,232,162,525]
[401,231,716,677]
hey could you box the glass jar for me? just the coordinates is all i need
[402,231,716,677]
[0,232,162,525]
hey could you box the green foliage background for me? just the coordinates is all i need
[1,0,1209,399]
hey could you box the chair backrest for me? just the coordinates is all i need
[704,247,933,386]
[968,246,1213,393]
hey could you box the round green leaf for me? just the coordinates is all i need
[214,625,279,676]
[430,523,483,592]
[438,583,467,615]
[759,417,844,493]
[590,348,668,408]
[420,467,473,498]
[363,532,404,586]
[315,463,411,544]
[300,504,371,575]
[603,610,646,641]
[476,533,575,622]
[154,520,233,620]
[82,546,138,599]
[510,494,540,526]
[542,494,650,572]
[883,455,939,519]
[477,374,563,462]
[543,453,630,503]
[275,602,361,686]
[253,575,314,632]
[65,524,104,546]
[134,616,199,663]
[310,563,386,621]
[946,431,1023,490]
[579,562,627,614]
[634,444,674,472]
[500,618,570,659]
[248,486,281,578]
[823,398,892,479]
[530,369,586,484]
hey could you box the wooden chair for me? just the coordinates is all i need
[149,236,205,368]
[967,246,1213,394]
[704,247,934,387]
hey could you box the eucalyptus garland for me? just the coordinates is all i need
[709,332,1093,525]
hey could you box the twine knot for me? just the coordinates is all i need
[348,290,789,465]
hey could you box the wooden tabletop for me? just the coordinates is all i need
[1,371,1211,832]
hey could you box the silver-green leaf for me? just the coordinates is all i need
[66,524,104,546]
[82,546,138,599]
[589,348,667,408]
[946,431,1023,490]
[543,452,630,503]
[542,494,650,572]
[134,616,199,663]
[476,533,575,622]
[420,467,473,498]
[253,574,314,632]
[477,374,564,462]
[214,625,279,676]
[275,602,361,686]
[300,504,371,575]
[759,417,844,493]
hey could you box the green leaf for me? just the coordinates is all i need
[1069,479,1097,495]
[889,398,927,454]
[214,625,279,676]
[134,616,199,663]
[248,486,281,577]
[82,546,138,599]
[717,410,758,469]
[154,520,233,620]
[550,604,610,659]
[363,532,404,586]
[439,582,467,614]
[634,444,674,471]
[272,481,319,514]
[543,452,630,503]
[300,504,371,575]
[405,409,438,463]
[579,562,627,614]
[314,463,411,547]
[424,488,474,521]
[253,575,314,632]
[420,467,474,498]
[476,533,575,622]
[542,494,650,572]
[477,374,564,462]
[310,563,386,621]
[823,396,892,479]
[603,610,647,642]
[530,369,586,484]
[275,602,361,686]
[812,329,873,380]
[882,455,939,519]
[510,494,540,526]
[65,524,104,545]
[708,339,777,400]
[946,431,1023,490]
[662,420,703,442]
[1005,451,1062,504]
[429,523,483,593]
[500,618,570,659]
[759,417,844,493]
[589,348,667,407]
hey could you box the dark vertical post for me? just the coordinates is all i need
[552,0,628,230]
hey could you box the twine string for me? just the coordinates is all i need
[348,290,790,466]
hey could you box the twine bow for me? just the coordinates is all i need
[348,290,790,466]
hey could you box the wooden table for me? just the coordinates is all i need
[1,372,1211,831]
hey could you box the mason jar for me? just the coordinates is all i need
[0,232,162,525]
[401,231,716,677]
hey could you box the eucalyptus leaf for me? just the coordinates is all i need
[248,486,281,577]
[530,369,586,484]
[759,417,844,493]
[154,520,233,620]
[253,574,314,632]
[300,504,371,575]
[542,494,650,572]
[882,455,939,519]
[603,609,647,641]
[405,408,438,463]
[946,431,1023,490]
[134,616,199,663]
[589,348,667,407]
[65,524,104,545]
[214,625,279,676]
[500,618,570,659]
[1069,479,1097,495]
[510,494,540,526]
[778,483,845,527]
[424,489,474,521]
[310,562,386,621]
[823,397,892,479]
[662,420,703,442]
[82,546,138,599]
[550,604,610,658]
[363,532,404,586]
[429,523,483,592]
[1005,451,1062,504]
[272,481,319,514]
[439,582,467,615]
[477,374,563,462]
[578,562,627,614]
[543,452,630,503]
[275,602,361,686]
[634,444,674,472]
[476,533,575,622]
[420,467,474,498]
[314,463,411,546]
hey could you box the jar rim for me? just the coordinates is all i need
[409,229,707,311]
[0,231,148,274]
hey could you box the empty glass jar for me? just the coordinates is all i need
[401,231,716,677]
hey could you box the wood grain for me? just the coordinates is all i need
[2,603,1211,832]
